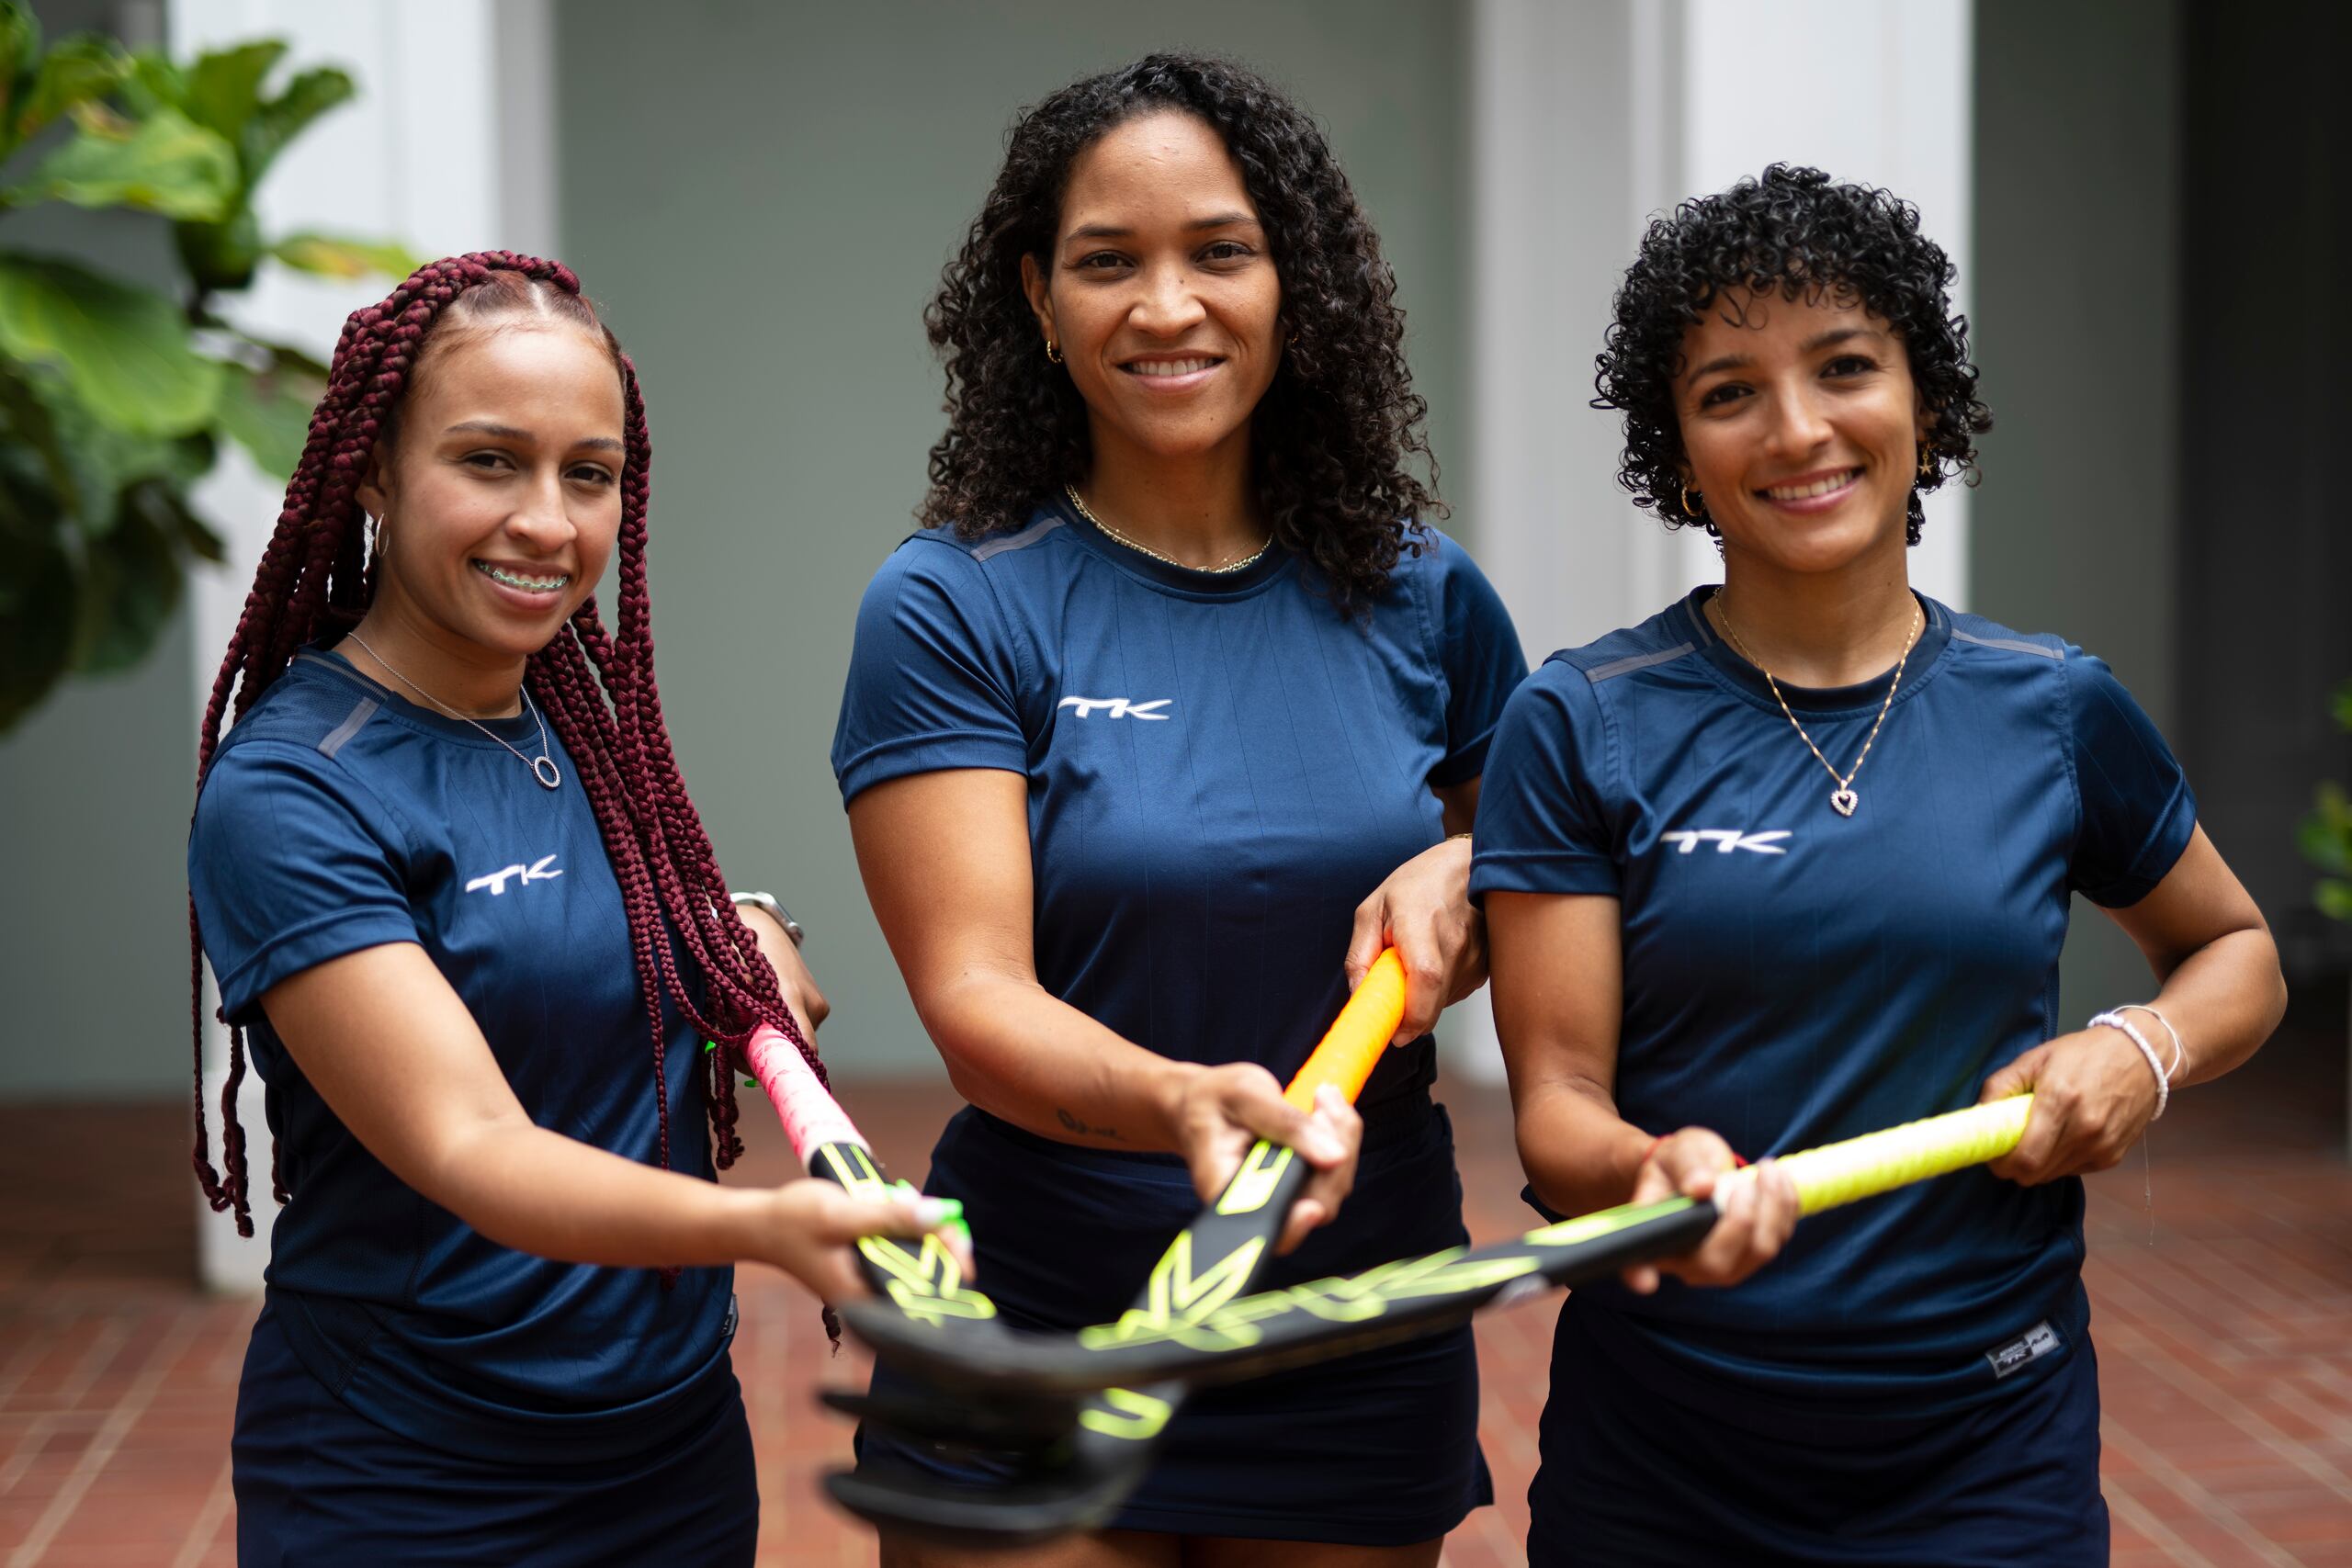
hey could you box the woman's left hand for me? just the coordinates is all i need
[1346,835,1485,1045]
[1978,1025,2163,1185]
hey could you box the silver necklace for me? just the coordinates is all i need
[1065,485,1271,574]
[1713,594,1921,818]
[345,630,561,790]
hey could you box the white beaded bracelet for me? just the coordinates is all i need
[2111,1002,2185,1083]
[2088,1010,2170,1120]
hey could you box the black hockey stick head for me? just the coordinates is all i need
[819,1384,1083,1453]
[838,1195,1722,1397]
[819,1395,1158,1547]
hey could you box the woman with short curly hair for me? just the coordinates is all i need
[832,53,1519,1567]
[1473,164,2283,1562]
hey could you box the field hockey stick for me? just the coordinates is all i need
[822,949,1410,1546]
[740,1026,1120,1454]
[739,1022,1001,1330]
[842,1093,2037,1400]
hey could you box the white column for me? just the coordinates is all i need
[1456,0,1973,1085]
[1672,0,1973,607]
[171,0,556,1292]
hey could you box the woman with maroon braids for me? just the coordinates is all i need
[187,254,962,1563]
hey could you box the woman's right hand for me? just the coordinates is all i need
[1621,1127,1798,1295]
[757,1180,975,1304]
[1163,1062,1363,1255]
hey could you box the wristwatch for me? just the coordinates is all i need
[729,890,804,947]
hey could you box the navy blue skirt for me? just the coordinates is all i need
[1527,1302,2108,1566]
[858,1095,1492,1544]
[233,1302,760,1566]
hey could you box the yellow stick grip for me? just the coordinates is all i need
[1283,948,1407,1113]
[1775,1094,2034,1216]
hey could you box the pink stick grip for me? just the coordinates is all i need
[744,1023,866,1165]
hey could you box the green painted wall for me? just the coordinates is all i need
[1971,0,2183,1021]
[554,1,1469,1076]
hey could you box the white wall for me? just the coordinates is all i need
[168,0,553,1291]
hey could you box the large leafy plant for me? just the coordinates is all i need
[2300,681,2352,924]
[0,3,413,731]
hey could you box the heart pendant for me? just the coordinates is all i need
[1830,788,1859,818]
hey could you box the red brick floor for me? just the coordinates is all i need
[4,998,2346,1566]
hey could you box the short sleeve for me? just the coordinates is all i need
[831,540,1028,806]
[1467,660,1620,899]
[2064,649,2197,908]
[189,741,420,1024]
[1427,535,1529,785]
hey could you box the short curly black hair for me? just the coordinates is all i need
[919,53,1440,609]
[1592,164,1991,545]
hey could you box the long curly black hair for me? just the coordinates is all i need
[1593,164,1992,545]
[919,53,1440,609]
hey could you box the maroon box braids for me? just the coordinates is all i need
[189,253,820,1238]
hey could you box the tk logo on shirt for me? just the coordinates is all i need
[1660,829,1792,856]
[1058,696,1171,721]
[465,854,563,896]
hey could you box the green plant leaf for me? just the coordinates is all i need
[15,32,129,141]
[0,254,221,434]
[171,495,225,563]
[119,52,185,118]
[2318,879,2352,924]
[6,104,237,220]
[2298,816,2352,877]
[181,39,284,146]
[243,65,350,185]
[215,355,319,479]
[269,231,421,282]
[175,207,263,294]
[0,355,78,510]
[0,4,40,155]
[68,480,183,673]
[2332,680,2352,733]
[2301,783,2352,874]
[35,374,209,536]
[0,521,73,730]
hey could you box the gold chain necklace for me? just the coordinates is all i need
[1713,594,1922,818]
[1064,485,1271,574]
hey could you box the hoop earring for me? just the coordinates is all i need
[1045,339,1063,365]
[1680,483,1704,520]
[371,513,390,560]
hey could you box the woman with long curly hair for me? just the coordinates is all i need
[1473,165,2284,1562]
[832,54,1521,1567]
[187,254,963,1563]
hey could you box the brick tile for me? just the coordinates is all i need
[4,1010,2348,1565]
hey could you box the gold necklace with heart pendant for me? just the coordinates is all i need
[1715,594,1922,818]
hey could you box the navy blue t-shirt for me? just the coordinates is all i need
[189,650,735,1461]
[1469,590,2195,1415]
[833,501,1527,1104]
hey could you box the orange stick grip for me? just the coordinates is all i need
[1282,948,1406,1113]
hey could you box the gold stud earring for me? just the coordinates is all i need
[1045,339,1063,365]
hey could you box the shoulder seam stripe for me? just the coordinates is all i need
[317,698,377,759]
[1952,629,2061,660]
[971,515,1066,561]
[1586,642,1696,684]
